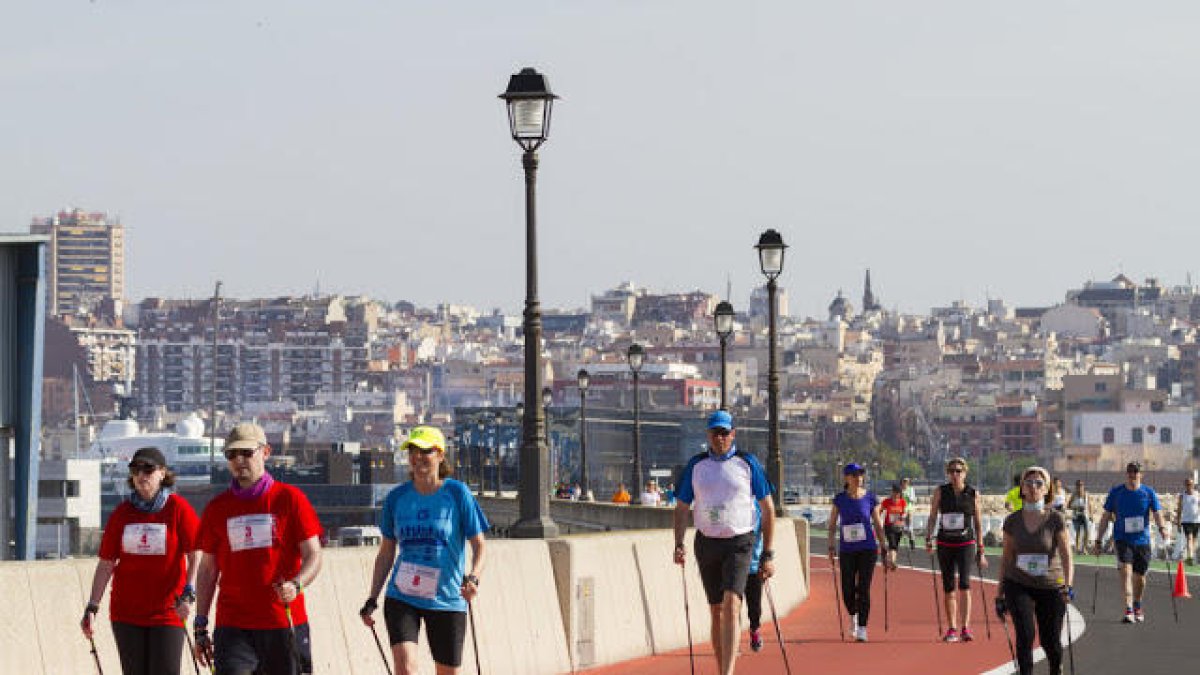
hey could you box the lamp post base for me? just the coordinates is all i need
[510,516,560,539]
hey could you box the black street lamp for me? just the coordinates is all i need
[577,369,591,501]
[493,411,504,498]
[714,300,735,410]
[627,343,646,505]
[756,228,787,517]
[501,67,560,538]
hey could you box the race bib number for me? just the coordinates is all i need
[1123,516,1145,534]
[121,523,167,556]
[395,561,440,599]
[842,523,867,543]
[227,514,275,552]
[703,505,728,527]
[1016,554,1049,576]
[941,513,965,530]
[886,512,903,525]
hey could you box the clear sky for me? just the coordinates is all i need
[4,2,1200,319]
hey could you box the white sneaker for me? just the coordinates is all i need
[849,614,857,635]
[855,626,868,642]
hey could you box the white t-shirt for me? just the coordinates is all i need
[640,491,661,507]
[1180,491,1200,524]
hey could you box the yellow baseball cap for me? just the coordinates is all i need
[403,426,446,451]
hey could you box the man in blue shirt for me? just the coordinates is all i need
[1094,461,1171,623]
[673,410,775,675]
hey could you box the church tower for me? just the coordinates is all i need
[862,269,881,313]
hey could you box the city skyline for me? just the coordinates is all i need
[6,3,1200,318]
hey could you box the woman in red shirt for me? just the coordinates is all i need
[81,447,200,675]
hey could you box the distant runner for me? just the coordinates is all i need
[880,484,908,569]
[1177,477,1198,566]
[1067,480,1092,555]
[926,457,986,642]
[1093,461,1170,623]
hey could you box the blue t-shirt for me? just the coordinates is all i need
[833,491,879,553]
[1103,483,1160,546]
[379,479,489,612]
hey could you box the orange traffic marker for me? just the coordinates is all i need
[1173,560,1192,599]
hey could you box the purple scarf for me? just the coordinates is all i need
[230,472,275,500]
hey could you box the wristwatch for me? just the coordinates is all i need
[465,574,481,586]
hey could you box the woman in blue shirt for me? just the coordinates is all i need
[360,426,489,673]
[827,462,891,642]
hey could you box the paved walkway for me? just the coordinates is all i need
[586,553,1029,674]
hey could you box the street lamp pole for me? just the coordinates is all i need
[577,369,590,501]
[628,343,645,505]
[714,301,734,410]
[756,229,787,516]
[542,385,554,488]
[501,67,560,538]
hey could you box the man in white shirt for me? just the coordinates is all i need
[672,410,776,675]
[1177,477,1199,565]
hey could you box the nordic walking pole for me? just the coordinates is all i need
[468,602,483,675]
[680,564,696,675]
[764,580,793,675]
[927,546,943,638]
[883,552,890,633]
[1064,596,1076,675]
[1169,547,1180,624]
[829,550,846,642]
[182,623,202,675]
[976,552,992,640]
[368,621,393,675]
[86,634,104,675]
[995,598,1018,673]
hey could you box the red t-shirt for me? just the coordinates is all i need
[98,493,200,627]
[198,481,322,629]
[881,496,908,529]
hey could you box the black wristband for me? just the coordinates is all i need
[194,615,209,629]
[465,574,480,586]
[761,550,774,562]
[85,603,99,615]
[360,597,378,615]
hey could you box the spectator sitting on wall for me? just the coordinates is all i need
[612,484,632,504]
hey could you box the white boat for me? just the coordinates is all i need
[83,413,225,494]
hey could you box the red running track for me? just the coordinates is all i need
[584,555,1021,674]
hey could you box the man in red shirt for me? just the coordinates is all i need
[880,484,909,569]
[194,422,323,674]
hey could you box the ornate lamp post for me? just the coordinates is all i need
[756,228,787,516]
[501,67,560,538]
[627,343,645,505]
[577,368,591,501]
[542,385,554,487]
[714,300,735,410]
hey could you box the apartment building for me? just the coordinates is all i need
[30,208,125,319]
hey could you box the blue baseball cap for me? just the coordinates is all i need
[706,410,734,430]
[843,462,866,476]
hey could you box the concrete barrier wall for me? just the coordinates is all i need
[548,518,810,671]
[1,522,808,674]
[478,495,677,534]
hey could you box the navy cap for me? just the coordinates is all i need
[843,462,865,476]
[129,447,167,468]
[706,410,734,430]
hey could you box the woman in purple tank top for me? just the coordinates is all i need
[828,462,892,642]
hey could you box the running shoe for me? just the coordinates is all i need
[749,629,763,652]
[960,626,974,642]
[855,626,868,642]
[1134,607,1145,623]
[942,628,960,643]
[849,614,857,635]
[1122,608,1135,624]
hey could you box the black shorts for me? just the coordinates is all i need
[1072,517,1088,532]
[1115,541,1152,575]
[213,624,312,675]
[384,597,467,668]
[885,528,903,551]
[112,622,185,675]
[694,531,755,606]
[1183,523,1199,538]
[936,543,976,592]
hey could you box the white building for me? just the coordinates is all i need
[36,459,102,558]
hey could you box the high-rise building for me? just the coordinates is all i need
[29,208,125,319]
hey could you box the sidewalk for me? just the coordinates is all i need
[585,555,1028,674]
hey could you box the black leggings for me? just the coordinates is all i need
[937,543,976,592]
[839,549,878,626]
[112,622,185,675]
[1001,580,1066,675]
[744,573,762,630]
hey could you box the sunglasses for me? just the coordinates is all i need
[1024,478,1046,488]
[709,428,732,437]
[407,446,438,455]
[224,447,259,461]
[129,463,160,475]
[947,468,965,474]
